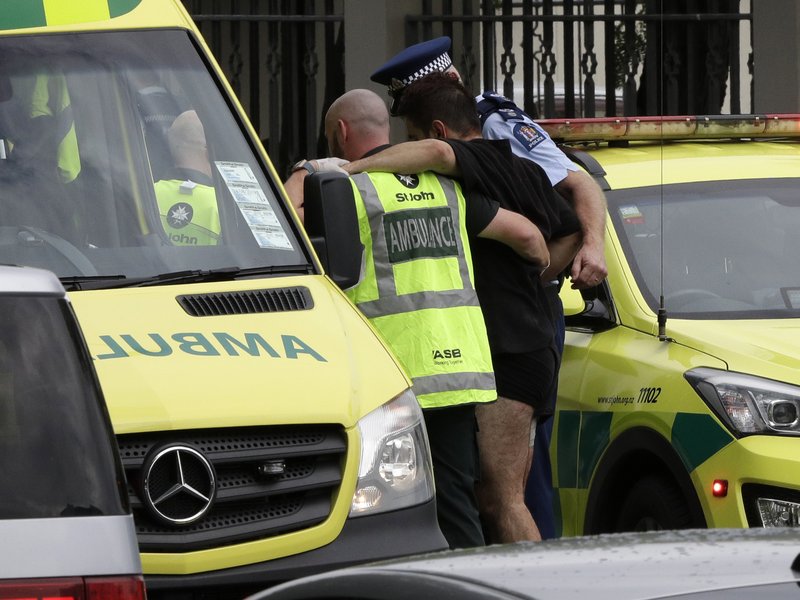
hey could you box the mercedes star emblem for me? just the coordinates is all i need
[141,444,216,526]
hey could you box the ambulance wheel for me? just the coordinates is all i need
[614,475,695,532]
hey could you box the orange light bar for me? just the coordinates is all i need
[626,116,696,139]
[538,114,800,142]
[696,115,766,137]
[537,117,627,141]
[764,113,800,135]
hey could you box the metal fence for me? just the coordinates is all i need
[182,1,753,171]
[407,0,752,119]
[182,0,344,176]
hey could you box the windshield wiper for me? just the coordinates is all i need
[60,274,127,291]
[137,266,243,287]
[69,265,313,290]
[130,264,313,287]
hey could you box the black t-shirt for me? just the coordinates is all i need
[464,189,500,237]
[445,138,581,354]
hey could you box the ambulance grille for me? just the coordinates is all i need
[177,287,313,316]
[116,425,346,552]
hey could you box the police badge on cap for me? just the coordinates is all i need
[371,36,453,115]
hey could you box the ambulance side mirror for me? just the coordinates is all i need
[560,283,587,317]
[303,172,363,290]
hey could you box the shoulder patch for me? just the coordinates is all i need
[513,122,546,150]
[496,107,526,122]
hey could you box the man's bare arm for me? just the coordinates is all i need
[477,207,550,269]
[345,139,460,176]
[283,170,307,223]
[555,169,608,288]
[542,231,582,282]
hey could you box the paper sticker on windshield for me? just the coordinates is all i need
[619,205,645,225]
[216,161,259,185]
[215,161,293,250]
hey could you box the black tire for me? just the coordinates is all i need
[614,475,695,532]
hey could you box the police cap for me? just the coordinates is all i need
[370,36,453,115]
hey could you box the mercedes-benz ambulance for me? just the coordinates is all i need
[0,1,445,597]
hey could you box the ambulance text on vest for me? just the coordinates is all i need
[384,207,459,263]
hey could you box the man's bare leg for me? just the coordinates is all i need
[476,397,542,543]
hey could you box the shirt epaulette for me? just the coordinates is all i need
[476,92,530,127]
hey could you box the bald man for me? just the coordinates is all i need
[155,110,220,245]
[285,89,551,549]
[284,89,386,220]
[167,109,211,178]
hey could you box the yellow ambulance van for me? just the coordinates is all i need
[0,1,445,597]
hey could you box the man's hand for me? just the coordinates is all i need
[569,242,608,289]
[554,170,608,289]
[308,157,349,174]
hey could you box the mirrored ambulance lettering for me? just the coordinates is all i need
[96,332,327,361]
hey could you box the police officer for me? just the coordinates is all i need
[154,109,220,246]
[285,88,550,549]
[370,38,608,539]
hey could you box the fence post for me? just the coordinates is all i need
[343,2,407,96]
[752,0,800,112]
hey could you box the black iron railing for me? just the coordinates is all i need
[182,0,344,176]
[182,1,752,168]
[406,0,752,119]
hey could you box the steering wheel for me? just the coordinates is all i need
[1,226,97,276]
[664,288,723,310]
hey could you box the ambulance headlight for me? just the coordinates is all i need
[685,368,800,436]
[757,497,800,527]
[350,389,435,516]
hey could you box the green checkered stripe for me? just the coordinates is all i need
[0,0,141,30]
[556,410,735,490]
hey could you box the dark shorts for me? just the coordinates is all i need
[493,347,558,416]
[423,404,484,549]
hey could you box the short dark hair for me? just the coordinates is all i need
[396,72,481,138]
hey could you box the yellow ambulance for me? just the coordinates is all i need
[542,116,800,536]
[0,1,444,597]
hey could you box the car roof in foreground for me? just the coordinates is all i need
[0,265,64,295]
[249,528,800,600]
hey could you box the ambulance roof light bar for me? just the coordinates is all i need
[538,114,800,142]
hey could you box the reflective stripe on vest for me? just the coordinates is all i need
[347,171,495,410]
[355,173,477,318]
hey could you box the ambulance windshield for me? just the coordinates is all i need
[611,178,800,318]
[0,29,309,286]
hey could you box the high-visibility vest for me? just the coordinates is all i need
[154,179,220,246]
[29,73,80,183]
[347,171,495,410]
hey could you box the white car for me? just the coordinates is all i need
[0,266,143,598]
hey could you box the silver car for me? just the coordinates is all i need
[248,528,800,600]
[0,266,143,598]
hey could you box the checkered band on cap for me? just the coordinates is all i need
[387,52,453,93]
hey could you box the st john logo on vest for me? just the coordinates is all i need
[394,173,419,188]
[167,202,194,228]
[383,207,459,263]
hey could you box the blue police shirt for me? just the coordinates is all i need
[476,93,577,187]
